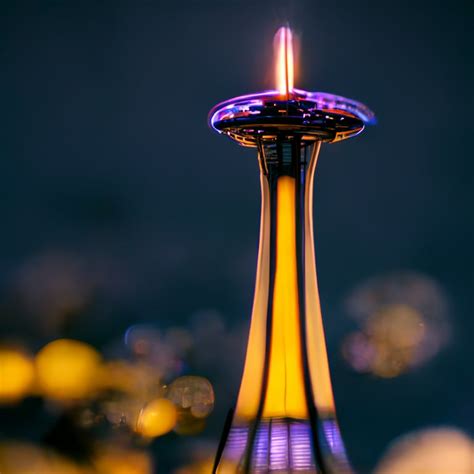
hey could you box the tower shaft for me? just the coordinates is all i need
[214,139,352,473]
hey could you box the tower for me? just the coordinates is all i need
[209,27,375,473]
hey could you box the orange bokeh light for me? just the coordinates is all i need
[136,398,177,438]
[35,339,102,402]
[0,348,35,404]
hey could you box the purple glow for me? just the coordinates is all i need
[209,88,376,134]
[221,425,248,461]
[322,419,346,455]
[253,424,269,471]
[293,88,376,124]
[219,419,316,471]
[290,422,314,470]
[268,422,288,470]
[252,420,315,471]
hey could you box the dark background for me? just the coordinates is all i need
[0,0,472,472]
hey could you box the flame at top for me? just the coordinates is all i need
[275,26,294,96]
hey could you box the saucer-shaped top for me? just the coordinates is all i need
[209,89,376,147]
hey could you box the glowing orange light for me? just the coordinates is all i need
[0,442,87,474]
[136,398,177,438]
[275,26,294,96]
[35,339,102,401]
[263,176,307,418]
[234,161,335,420]
[234,174,270,420]
[304,143,336,413]
[93,446,153,474]
[0,348,35,403]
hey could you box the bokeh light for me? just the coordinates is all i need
[0,347,35,403]
[375,428,474,474]
[93,445,153,474]
[165,376,215,436]
[342,304,427,378]
[100,359,167,432]
[101,395,143,430]
[100,359,162,399]
[35,339,102,401]
[0,442,88,474]
[136,398,178,438]
[167,376,215,419]
[0,327,219,457]
[342,272,451,377]
[124,324,192,379]
[0,330,217,468]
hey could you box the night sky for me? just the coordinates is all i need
[0,0,472,472]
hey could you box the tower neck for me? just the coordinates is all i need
[235,138,335,421]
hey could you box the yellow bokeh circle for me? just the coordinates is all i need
[35,339,101,401]
[136,398,177,438]
[0,348,35,403]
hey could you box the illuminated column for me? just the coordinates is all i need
[213,139,350,474]
[209,27,375,474]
